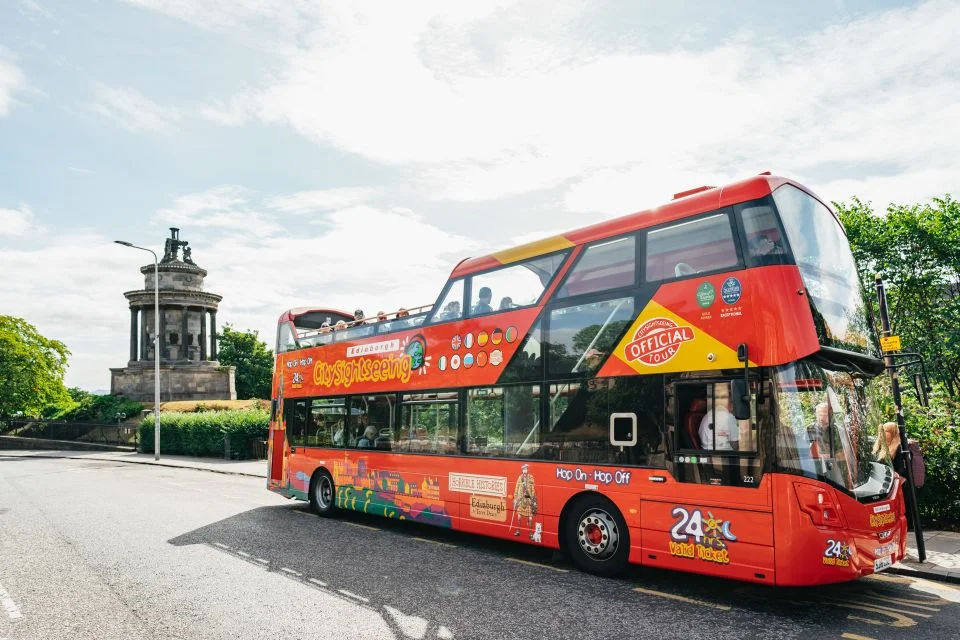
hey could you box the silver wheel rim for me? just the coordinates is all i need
[577,508,618,560]
[316,476,332,509]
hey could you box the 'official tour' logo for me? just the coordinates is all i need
[624,317,694,366]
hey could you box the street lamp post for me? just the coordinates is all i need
[115,240,161,460]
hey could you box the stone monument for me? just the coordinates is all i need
[110,228,237,401]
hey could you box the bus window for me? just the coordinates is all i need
[348,394,394,450]
[556,236,635,298]
[546,377,663,466]
[308,397,346,447]
[677,381,756,452]
[468,252,567,315]
[466,385,541,457]
[429,280,464,324]
[500,318,543,383]
[645,212,739,281]
[737,200,788,265]
[396,391,459,454]
[547,297,634,376]
[277,322,298,353]
[285,399,309,448]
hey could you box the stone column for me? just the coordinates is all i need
[200,309,208,361]
[129,306,139,362]
[181,305,189,361]
[210,311,218,361]
[141,306,149,361]
[158,305,166,362]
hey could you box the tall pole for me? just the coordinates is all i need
[875,274,925,562]
[115,241,162,461]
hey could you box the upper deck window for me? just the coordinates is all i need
[556,236,635,298]
[645,212,739,282]
[737,199,789,265]
[277,322,298,354]
[429,279,465,324]
[468,252,567,316]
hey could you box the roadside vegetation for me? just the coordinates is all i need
[139,408,270,459]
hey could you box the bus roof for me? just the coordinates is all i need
[450,173,812,279]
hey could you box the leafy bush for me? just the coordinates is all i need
[139,409,269,459]
[44,389,143,423]
[901,393,960,526]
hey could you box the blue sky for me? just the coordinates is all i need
[1,0,957,390]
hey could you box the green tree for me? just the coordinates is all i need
[217,325,274,399]
[0,315,71,417]
[835,195,960,396]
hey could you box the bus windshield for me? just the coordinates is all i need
[772,185,876,356]
[774,360,894,502]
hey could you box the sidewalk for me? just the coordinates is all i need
[0,449,267,478]
[892,530,960,584]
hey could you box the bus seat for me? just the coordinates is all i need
[675,262,697,277]
[685,398,706,448]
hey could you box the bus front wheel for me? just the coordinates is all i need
[310,470,337,517]
[563,495,629,576]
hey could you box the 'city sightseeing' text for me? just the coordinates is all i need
[313,354,412,388]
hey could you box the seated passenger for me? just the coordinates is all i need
[699,385,739,451]
[377,310,388,322]
[397,308,409,317]
[334,320,347,331]
[357,425,377,448]
[440,301,461,321]
[353,309,365,323]
[499,296,514,310]
[473,287,493,315]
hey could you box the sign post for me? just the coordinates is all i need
[875,274,925,562]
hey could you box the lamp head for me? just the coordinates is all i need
[114,240,133,247]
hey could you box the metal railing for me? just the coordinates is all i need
[0,418,139,447]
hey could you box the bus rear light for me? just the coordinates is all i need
[794,482,844,527]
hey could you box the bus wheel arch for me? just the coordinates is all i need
[559,492,630,577]
[309,467,337,517]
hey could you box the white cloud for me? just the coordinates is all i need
[0,57,25,117]
[0,204,35,235]
[266,187,378,214]
[154,186,281,236]
[92,84,181,134]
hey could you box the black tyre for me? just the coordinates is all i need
[562,495,630,577]
[309,470,337,517]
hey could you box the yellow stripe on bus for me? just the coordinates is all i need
[491,235,575,265]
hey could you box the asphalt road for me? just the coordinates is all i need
[1,456,959,640]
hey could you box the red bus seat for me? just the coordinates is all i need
[685,398,706,449]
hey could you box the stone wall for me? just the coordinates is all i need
[110,364,237,402]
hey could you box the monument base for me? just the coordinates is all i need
[110,362,237,401]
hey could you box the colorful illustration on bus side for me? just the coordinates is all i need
[823,539,851,567]
[449,472,508,523]
[512,464,541,542]
[402,334,431,375]
[333,458,452,527]
[669,506,737,565]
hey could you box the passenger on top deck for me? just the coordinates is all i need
[473,287,493,314]
[499,296,514,310]
[377,310,388,321]
[353,309,365,324]
[441,301,461,321]
[397,308,409,317]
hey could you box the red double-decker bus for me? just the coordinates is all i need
[267,174,905,586]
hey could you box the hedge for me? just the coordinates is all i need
[902,394,960,526]
[139,409,269,459]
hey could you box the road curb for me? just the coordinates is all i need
[888,564,960,585]
[0,452,266,479]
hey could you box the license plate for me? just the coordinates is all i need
[874,555,893,572]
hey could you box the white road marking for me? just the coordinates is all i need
[280,567,302,576]
[308,578,328,587]
[413,537,457,548]
[632,586,731,611]
[236,551,251,558]
[0,580,23,622]
[343,521,380,531]
[255,558,269,564]
[213,542,230,550]
[505,557,568,573]
[338,589,370,603]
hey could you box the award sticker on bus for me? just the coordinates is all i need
[880,335,901,352]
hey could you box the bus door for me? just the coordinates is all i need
[637,376,775,583]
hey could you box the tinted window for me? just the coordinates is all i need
[676,382,756,452]
[547,297,634,376]
[336,324,375,341]
[738,200,788,264]
[500,318,543,383]
[645,213,739,281]
[308,397,346,447]
[349,394,394,450]
[469,252,567,315]
[377,314,427,333]
[430,280,464,324]
[466,385,541,457]
[545,376,664,465]
[396,391,459,454]
[285,399,309,447]
[557,236,635,298]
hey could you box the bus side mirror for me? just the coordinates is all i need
[731,378,751,421]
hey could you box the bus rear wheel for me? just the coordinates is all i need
[563,495,629,577]
[310,470,337,517]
